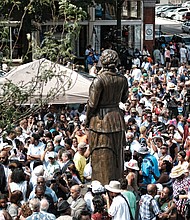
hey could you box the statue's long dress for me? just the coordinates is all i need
[86,71,128,185]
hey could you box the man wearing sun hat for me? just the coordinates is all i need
[170,165,190,219]
[105,180,132,220]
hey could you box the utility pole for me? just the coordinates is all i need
[116,0,124,56]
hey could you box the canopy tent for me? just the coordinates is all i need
[0,59,92,104]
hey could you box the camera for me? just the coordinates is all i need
[51,179,56,184]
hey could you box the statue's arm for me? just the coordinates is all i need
[86,77,103,125]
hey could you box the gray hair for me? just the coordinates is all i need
[29,198,41,212]
[40,198,49,211]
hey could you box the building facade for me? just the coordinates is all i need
[78,0,156,57]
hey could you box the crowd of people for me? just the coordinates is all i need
[1,43,190,219]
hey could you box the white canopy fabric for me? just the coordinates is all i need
[0,59,92,104]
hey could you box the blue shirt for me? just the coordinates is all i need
[29,186,58,203]
[141,154,160,185]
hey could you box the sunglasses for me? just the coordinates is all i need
[37,181,44,184]
[160,147,167,150]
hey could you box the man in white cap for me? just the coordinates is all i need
[105,180,132,220]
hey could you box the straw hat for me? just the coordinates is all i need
[125,159,139,171]
[167,83,176,90]
[170,165,185,179]
[0,143,13,151]
[143,90,153,96]
[105,181,122,193]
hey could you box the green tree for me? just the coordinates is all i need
[0,0,87,63]
[0,0,87,130]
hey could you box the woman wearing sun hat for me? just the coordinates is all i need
[125,159,139,194]
[170,165,190,219]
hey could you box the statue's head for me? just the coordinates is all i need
[100,49,118,70]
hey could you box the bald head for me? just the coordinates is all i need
[147,184,157,196]
[70,185,81,200]
[0,151,9,164]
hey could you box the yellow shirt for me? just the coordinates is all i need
[73,152,86,182]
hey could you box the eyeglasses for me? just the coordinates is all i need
[160,147,167,150]
[147,116,152,118]
[37,181,44,184]
[156,140,162,143]
[0,157,5,159]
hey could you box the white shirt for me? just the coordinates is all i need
[108,195,130,220]
[180,47,187,58]
[131,68,142,81]
[9,181,28,202]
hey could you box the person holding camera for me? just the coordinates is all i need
[49,170,69,200]
[162,83,179,119]
[170,165,190,220]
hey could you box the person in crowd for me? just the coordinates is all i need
[73,142,87,182]
[67,163,83,186]
[19,202,32,219]
[67,185,87,219]
[124,159,139,194]
[50,170,69,200]
[91,194,109,220]
[25,198,47,219]
[7,190,23,219]
[56,199,72,220]
[170,165,190,219]
[41,140,56,168]
[105,180,132,220]
[84,180,105,213]
[139,184,161,220]
[0,193,12,220]
[64,137,75,157]
[9,168,29,202]
[61,150,74,173]
[40,198,56,219]
[177,150,189,170]
[156,160,173,187]
[158,144,173,168]
[138,147,160,194]
[27,133,45,170]
[119,178,137,220]
[29,176,58,204]
[43,151,60,179]
[54,135,64,153]
[156,186,177,219]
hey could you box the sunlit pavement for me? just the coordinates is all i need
[156,17,182,25]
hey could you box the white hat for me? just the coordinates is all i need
[125,159,139,171]
[105,181,122,193]
[143,90,153,96]
[132,64,137,68]
[156,183,163,193]
[33,165,44,177]
[167,82,176,90]
[78,142,88,149]
[48,152,56,159]
[0,143,13,151]
[170,165,185,179]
